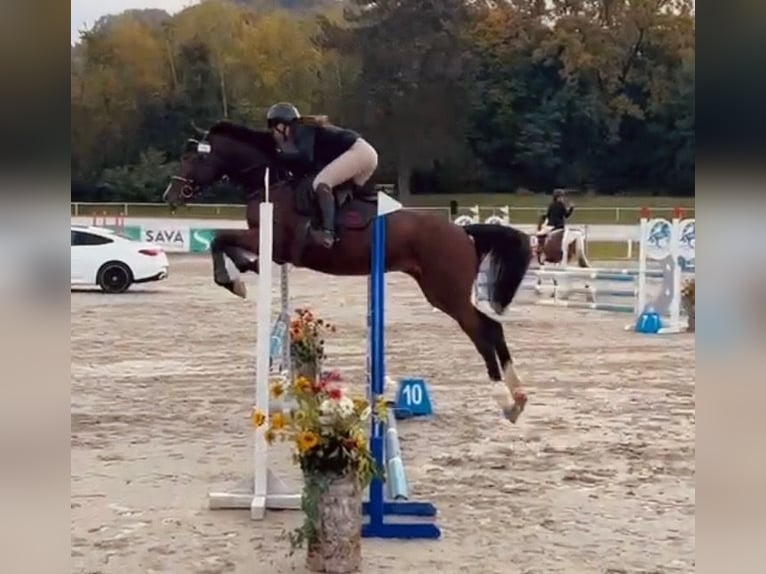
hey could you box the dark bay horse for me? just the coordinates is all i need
[163,120,532,423]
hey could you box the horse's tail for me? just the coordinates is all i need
[567,229,591,268]
[463,223,531,314]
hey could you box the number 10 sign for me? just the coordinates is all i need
[394,378,435,419]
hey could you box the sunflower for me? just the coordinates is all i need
[295,376,313,393]
[297,431,319,453]
[269,380,285,399]
[270,412,286,430]
[251,408,266,428]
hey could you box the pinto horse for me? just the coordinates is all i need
[162,120,532,423]
[532,227,590,268]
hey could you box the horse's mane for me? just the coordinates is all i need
[207,120,275,154]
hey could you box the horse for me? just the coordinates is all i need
[162,120,532,423]
[531,227,591,268]
[528,222,592,298]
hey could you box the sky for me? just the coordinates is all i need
[71,0,200,44]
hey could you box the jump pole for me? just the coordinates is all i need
[207,167,302,519]
[361,192,441,539]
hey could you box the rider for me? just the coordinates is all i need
[535,189,574,264]
[538,189,574,233]
[266,102,379,248]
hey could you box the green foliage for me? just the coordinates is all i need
[100,149,179,201]
[71,0,695,201]
[466,0,695,193]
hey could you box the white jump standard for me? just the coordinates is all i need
[207,169,302,519]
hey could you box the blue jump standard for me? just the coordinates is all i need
[361,203,441,540]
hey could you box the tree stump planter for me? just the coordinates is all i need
[305,472,363,574]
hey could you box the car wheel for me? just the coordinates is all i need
[97,262,133,294]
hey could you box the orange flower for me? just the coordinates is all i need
[297,431,319,453]
[295,376,313,393]
[270,412,286,430]
[270,380,285,399]
[251,409,266,428]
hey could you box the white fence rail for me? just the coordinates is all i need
[71,202,693,224]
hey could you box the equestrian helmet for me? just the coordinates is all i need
[266,102,300,128]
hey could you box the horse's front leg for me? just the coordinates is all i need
[210,229,260,298]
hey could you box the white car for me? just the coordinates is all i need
[71,225,169,293]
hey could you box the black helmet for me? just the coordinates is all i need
[266,102,300,128]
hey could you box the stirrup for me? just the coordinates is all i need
[313,228,335,248]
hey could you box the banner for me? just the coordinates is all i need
[141,223,190,252]
[189,228,217,253]
[121,225,142,241]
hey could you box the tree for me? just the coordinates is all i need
[100,148,179,201]
[319,0,479,197]
[71,0,694,199]
[72,15,173,181]
[466,0,695,192]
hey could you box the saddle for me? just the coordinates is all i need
[292,176,379,232]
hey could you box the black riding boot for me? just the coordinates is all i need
[314,183,336,248]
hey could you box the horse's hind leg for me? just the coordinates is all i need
[411,269,526,423]
[476,311,527,422]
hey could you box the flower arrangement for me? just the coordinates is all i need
[682,278,695,332]
[253,373,385,565]
[290,308,336,380]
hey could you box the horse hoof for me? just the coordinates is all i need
[232,279,247,299]
[502,392,528,424]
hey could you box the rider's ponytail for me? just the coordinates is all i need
[297,115,331,127]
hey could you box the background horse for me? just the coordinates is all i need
[530,224,592,296]
[162,120,532,423]
[532,227,591,268]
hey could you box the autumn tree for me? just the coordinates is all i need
[71,0,694,200]
[319,0,481,198]
[467,0,694,192]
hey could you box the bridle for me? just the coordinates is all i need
[170,131,285,202]
[169,136,213,200]
[169,175,198,200]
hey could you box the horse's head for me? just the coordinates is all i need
[163,121,279,209]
